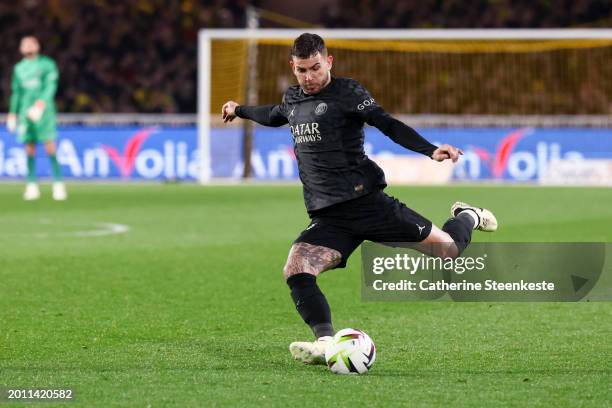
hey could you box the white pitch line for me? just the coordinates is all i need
[73,222,130,237]
[25,221,130,238]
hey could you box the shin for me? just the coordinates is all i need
[283,242,341,338]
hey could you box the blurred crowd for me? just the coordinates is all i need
[321,0,612,28]
[0,0,249,113]
[0,0,610,114]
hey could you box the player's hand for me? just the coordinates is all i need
[6,113,17,133]
[222,101,239,123]
[27,100,45,122]
[431,144,463,163]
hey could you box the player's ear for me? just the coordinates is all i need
[327,54,333,70]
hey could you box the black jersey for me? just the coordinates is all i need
[235,77,437,213]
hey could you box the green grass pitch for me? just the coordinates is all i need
[0,183,611,407]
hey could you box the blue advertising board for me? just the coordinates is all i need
[0,125,610,182]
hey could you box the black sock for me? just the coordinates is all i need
[442,212,474,255]
[286,273,334,338]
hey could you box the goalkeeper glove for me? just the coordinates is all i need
[27,100,45,122]
[6,114,17,132]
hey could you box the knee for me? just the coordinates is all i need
[45,143,56,155]
[283,242,342,280]
[417,226,460,259]
[283,263,310,280]
[433,243,460,259]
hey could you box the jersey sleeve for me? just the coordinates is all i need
[39,59,59,104]
[345,79,437,157]
[234,92,289,127]
[235,104,287,127]
[345,79,381,121]
[9,67,22,113]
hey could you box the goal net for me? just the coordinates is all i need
[198,29,612,182]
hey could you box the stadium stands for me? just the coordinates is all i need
[0,0,609,113]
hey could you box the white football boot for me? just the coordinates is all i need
[23,182,40,201]
[52,182,67,201]
[289,336,333,365]
[451,202,498,232]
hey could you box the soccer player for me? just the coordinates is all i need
[222,33,497,365]
[6,36,66,201]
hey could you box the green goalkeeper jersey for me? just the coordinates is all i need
[9,55,58,119]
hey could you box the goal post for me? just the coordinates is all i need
[197,28,612,184]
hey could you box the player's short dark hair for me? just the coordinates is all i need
[20,35,39,42]
[291,33,327,59]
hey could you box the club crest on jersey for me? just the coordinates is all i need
[314,102,327,116]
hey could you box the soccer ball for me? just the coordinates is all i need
[325,328,376,374]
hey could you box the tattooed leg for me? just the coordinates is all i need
[283,242,341,279]
[284,242,341,338]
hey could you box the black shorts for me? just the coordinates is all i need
[294,190,433,268]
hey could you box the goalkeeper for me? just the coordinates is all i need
[223,33,498,366]
[6,36,66,201]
